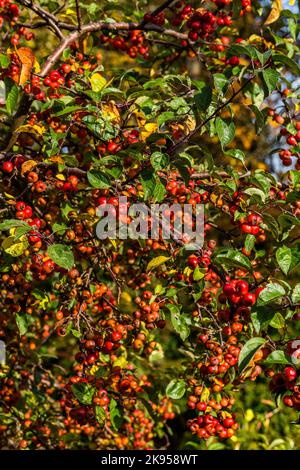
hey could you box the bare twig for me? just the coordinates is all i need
[16,0,64,38]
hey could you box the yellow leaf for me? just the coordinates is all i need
[56,174,66,181]
[109,238,117,250]
[90,73,107,92]
[113,355,128,368]
[33,59,40,73]
[2,236,28,257]
[4,193,15,199]
[245,409,255,422]
[183,114,196,134]
[16,124,45,135]
[140,122,157,141]
[101,101,121,124]
[146,255,170,272]
[120,291,132,304]
[289,0,295,5]
[89,365,100,375]
[264,0,282,25]
[183,266,192,277]
[21,159,38,175]
[200,386,210,402]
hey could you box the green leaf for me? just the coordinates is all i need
[228,44,257,58]
[166,379,186,399]
[215,249,252,270]
[52,222,67,235]
[276,246,292,275]
[71,329,82,338]
[0,53,9,68]
[250,105,267,134]
[150,152,169,171]
[291,284,300,304]
[157,111,175,127]
[61,202,75,220]
[225,149,245,163]
[244,234,256,252]
[257,283,286,306]
[193,265,205,281]
[165,304,191,341]
[244,187,266,203]
[170,309,190,342]
[238,337,266,373]
[215,117,235,149]
[194,84,212,112]
[272,53,300,76]
[4,78,19,115]
[153,179,167,203]
[146,256,170,272]
[213,74,228,94]
[54,106,82,117]
[71,383,95,405]
[251,307,275,333]
[261,69,280,95]
[264,350,291,365]
[109,398,122,431]
[95,405,106,425]
[269,312,285,329]
[48,244,74,270]
[140,169,156,201]
[16,314,34,336]
[287,18,297,41]
[87,169,111,189]
[0,219,30,231]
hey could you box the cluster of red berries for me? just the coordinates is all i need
[133,292,164,334]
[123,408,155,449]
[56,175,79,193]
[15,200,33,219]
[221,279,258,306]
[268,110,300,167]
[269,366,300,411]
[95,131,139,157]
[197,335,241,376]
[169,0,251,43]
[0,1,36,46]
[0,1,19,28]
[75,325,125,360]
[30,254,56,278]
[187,411,238,440]
[24,75,45,101]
[43,69,65,90]
[240,212,263,236]
[143,11,165,26]
[100,30,149,59]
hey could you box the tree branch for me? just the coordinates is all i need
[75,0,82,32]
[40,21,188,76]
[16,0,64,38]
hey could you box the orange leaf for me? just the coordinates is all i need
[21,160,38,176]
[16,47,35,85]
